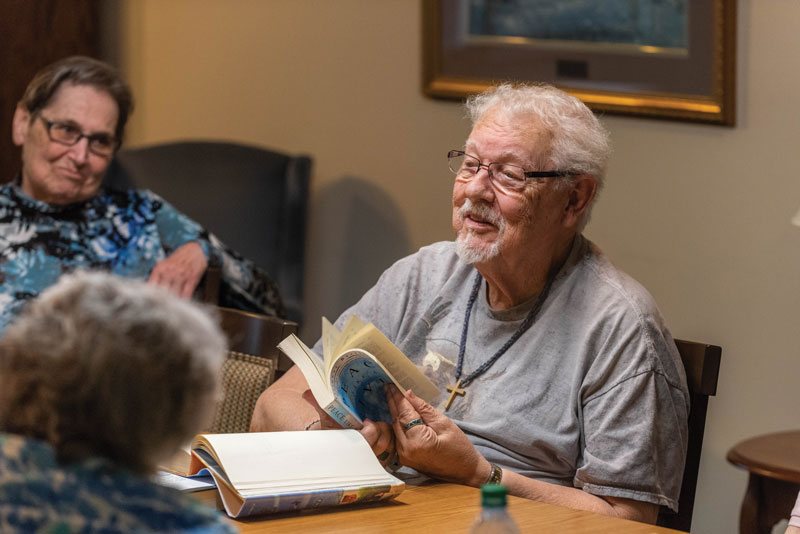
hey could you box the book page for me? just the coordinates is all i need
[277,334,334,408]
[331,315,367,360]
[192,430,403,497]
[159,444,192,476]
[278,332,363,430]
[320,316,340,374]
[154,471,216,492]
[191,448,245,517]
[338,323,440,404]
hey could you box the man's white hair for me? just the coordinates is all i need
[465,83,612,230]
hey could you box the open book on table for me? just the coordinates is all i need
[186,430,404,518]
[161,444,197,477]
[278,316,440,429]
[157,446,221,509]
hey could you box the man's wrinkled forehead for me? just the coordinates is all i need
[466,108,552,163]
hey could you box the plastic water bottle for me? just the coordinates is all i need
[470,484,520,533]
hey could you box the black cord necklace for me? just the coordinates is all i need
[444,269,557,410]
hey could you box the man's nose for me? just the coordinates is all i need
[464,165,495,200]
[475,162,492,174]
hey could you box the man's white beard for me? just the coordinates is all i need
[454,199,506,264]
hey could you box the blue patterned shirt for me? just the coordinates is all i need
[0,433,237,534]
[0,182,284,331]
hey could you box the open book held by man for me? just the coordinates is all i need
[277,316,440,429]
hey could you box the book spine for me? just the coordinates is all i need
[322,399,363,429]
[234,484,404,518]
[237,489,344,516]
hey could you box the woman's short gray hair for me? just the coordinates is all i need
[465,82,612,203]
[20,55,134,144]
[0,272,227,473]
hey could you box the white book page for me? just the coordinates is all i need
[196,430,398,494]
[340,324,440,403]
[154,471,216,492]
[321,316,340,375]
[277,334,334,407]
[331,315,367,360]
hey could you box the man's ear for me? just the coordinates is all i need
[562,174,597,229]
[12,103,31,147]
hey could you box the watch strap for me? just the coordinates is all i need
[486,463,503,485]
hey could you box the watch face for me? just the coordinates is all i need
[330,349,393,423]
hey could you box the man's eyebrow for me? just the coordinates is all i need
[463,143,530,165]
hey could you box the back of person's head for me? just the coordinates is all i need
[465,82,611,188]
[0,271,226,474]
[19,55,134,143]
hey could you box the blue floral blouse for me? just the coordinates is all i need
[0,182,284,332]
[0,433,237,534]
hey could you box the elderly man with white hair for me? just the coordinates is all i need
[252,83,689,524]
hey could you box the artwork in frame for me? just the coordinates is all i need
[423,0,736,126]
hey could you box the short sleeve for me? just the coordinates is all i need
[576,363,688,511]
[148,191,211,258]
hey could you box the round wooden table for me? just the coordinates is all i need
[727,430,800,534]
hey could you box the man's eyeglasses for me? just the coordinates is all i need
[447,150,577,193]
[38,116,118,157]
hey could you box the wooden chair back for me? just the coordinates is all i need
[656,339,722,531]
[218,306,298,376]
[207,307,298,433]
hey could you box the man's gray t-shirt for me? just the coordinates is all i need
[317,236,689,511]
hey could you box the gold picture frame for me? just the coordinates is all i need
[423,0,736,126]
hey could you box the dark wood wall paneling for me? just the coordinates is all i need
[0,0,100,182]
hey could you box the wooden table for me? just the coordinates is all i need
[231,482,682,533]
[727,430,800,534]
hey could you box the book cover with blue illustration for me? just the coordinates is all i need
[277,316,440,429]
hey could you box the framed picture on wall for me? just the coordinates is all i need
[423,0,736,126]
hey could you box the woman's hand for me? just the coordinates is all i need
[148,242,208,298]
[387,385,490,486]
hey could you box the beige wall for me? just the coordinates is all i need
[112,1,799,532]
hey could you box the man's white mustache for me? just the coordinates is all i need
[458,199,504,229]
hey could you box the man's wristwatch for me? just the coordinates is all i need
[486,463,503,485]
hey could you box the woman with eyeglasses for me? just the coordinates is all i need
[0,56,284,332]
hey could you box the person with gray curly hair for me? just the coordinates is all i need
[0,272,235,533]
[253,83,688,524]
